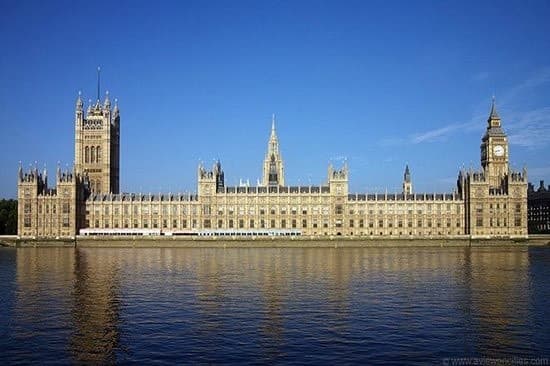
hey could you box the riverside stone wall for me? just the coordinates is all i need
[2,235,548,248]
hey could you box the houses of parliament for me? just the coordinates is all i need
[17,84,528,239]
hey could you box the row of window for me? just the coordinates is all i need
[90,179,102,193]
[23,216,70,228]
[475,216,522,227]
[88,217,464,230]
[24,203,71,214]
[83,216,526,230]
[84,146,102,164]
[89,204,465,217]
[529,208,549,212]
[91,218,316,230]
[87,203,464,213]
[476,203,520,213]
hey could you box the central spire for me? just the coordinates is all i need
[268,113,279,156]
[262,114,285,187]
[270,113,278,143]
[271,113,277,139]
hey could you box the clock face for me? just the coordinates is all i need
[493,145,504,157]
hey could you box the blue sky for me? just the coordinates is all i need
[1,0,550,197]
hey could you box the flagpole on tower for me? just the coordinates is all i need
[97,66,101,102]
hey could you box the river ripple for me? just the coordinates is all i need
[0,246,549,364]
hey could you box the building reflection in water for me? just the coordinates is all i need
[69,248,122,364]
[459,247,533,357]
[14,247,77,364]
[14,248,121,364]
[14,245,534,362]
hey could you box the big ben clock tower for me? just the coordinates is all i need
[480,97,509,188]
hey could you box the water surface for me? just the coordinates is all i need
[0,246,549,364]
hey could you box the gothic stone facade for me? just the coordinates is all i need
[528,180,550,234]
[17,93,528,239]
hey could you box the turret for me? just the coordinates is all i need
[76,91,83,111]
[104,90,111,109]
[43,166,48,188]
[18,164,47,189]
[213,159,225,191]
[113,98,119,119]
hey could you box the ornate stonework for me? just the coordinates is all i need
[74,90,120,195]
[17,93,528,239]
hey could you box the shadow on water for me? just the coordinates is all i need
[2,245,548,364]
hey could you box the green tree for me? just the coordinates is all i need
[0,199,18,235]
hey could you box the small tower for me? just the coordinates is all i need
[328,162,349,196]
[403,165,412,195]
[197,161,224,196]
[17,165,46,236]
[262,114,285,187]
[55,166,90,236]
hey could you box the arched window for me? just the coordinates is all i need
[90,179,95,192]
[85,146,89,163]
[96,146,101,163]
[96,179,101,192]
[91,146,96,163]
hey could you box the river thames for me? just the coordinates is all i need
[0,246,548,364]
